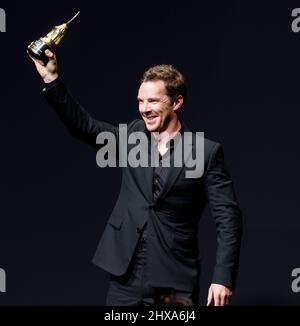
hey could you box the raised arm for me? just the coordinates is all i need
[27,49,119,149]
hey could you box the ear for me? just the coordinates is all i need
[172,95,184,113]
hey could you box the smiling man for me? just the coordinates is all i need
[28,49,243,306]
[138,72,184,158]
[138,78,182,132]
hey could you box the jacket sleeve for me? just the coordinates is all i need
[41,78,119,149]
[204,143,243,290]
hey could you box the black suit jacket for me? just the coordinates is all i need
[41,78,243,292]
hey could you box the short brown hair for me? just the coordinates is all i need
[140,65,187,103]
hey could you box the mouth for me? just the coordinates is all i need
[144,115,158,123]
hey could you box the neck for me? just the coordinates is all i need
[154,116,182,144]
[166,116,182,135]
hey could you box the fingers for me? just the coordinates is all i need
[207,285,232,306]
[26,45,42,65]
[219,293,226,306]
[226,294,230,305]
[207,286,213,306]
[26,50,43,66]
[219,292,231,306]
[213,292,220,306]
[26,45,55,62]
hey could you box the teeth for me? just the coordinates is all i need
[144,115,157,120]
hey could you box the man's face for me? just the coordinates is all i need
[138,80,177,132]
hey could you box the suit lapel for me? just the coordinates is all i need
[154,122,193,204]
[133,120,194,205]
[128,127,154,203]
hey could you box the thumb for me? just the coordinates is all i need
[45,49,54,58]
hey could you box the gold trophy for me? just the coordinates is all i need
[27,11,80,65]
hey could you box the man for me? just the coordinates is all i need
[28,49,243,306]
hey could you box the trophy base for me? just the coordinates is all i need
[27,39,53,66]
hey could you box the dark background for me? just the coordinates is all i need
[0,0,299,305]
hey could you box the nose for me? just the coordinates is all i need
[140,101,152,113]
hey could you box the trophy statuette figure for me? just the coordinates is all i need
[27,11,80,66]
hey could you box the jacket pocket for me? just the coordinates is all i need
[107,213,125,230]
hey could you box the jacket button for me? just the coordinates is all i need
[136,227,142,233]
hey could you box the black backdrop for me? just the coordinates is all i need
[0,0,299,305]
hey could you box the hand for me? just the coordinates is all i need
[207,283,232,306]
[27,45,59,83]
